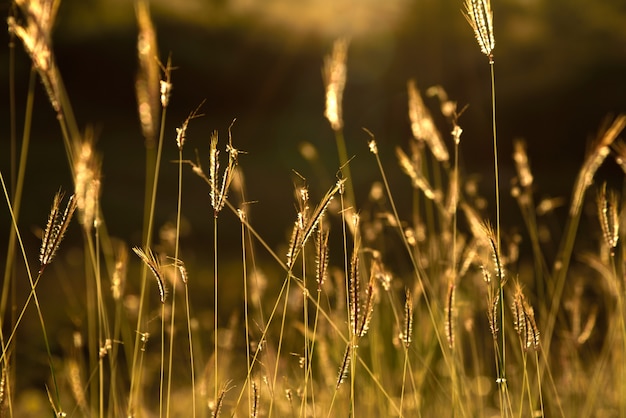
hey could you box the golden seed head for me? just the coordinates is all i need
[323,38,349,131]
[464,0,495,63]
[407,80,449,161]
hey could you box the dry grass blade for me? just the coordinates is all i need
[40,190,77,271]
[133,247,166,303]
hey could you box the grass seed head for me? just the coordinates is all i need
[464,0,495,63]
[40,190,77,272]
[323,38,348,131]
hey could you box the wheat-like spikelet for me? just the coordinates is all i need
[482,221,505,285]
[176,258,189,285]
[336,343,351,389]
[176,101,205,150]
[513,139,533,189]
[135,0,160,146]
[211,381,233,418]
[286,185,308,267]
[596,183,620,252]
[480,265,499,339]
[357,265,377,338]
[323,38,348,131]
[133,247,166,303]
[251,380,260,418]
[0,366,6,412]
[40,190,77,272]
[463,0,495,63]
[286,214,304,269]
[157,55,174,108]
[349,236,361,339]
[209,129,240,214]
[315,226,330,289]
[512,282,540,352]
[407,79,449,162]
[67,358,87,414]
[570,114,626,216]
[487,292,499,340]
[74,132,102,231]
[111,241,128,301]
[445,279,456,349]
[291,179,344,264]
[9,0,62,114]
[401,288,414,348]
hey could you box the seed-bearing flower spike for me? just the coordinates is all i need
[512,282,540,352]
[9,0,62,114]
[464,0,495,63]
[323,38,348,131]
[513,139,534,189]
[209,126,241,215]
[407,79,449,162]
[40,190,78,272]
[135,0,160,146]
[445,280,456,349]
[175,100,205,151]
[570,114,626,216]
[133,247,167,303]
[597,183,620,252]
[74,132,102,232]
[401,288,414,348]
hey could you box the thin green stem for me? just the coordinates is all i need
[213,214,219,406]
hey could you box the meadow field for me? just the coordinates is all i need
[2,0,626,416]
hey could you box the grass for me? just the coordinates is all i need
[3,0,626,417]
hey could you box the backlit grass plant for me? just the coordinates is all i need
[2,0,626,417]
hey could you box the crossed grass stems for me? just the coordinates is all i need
[3,0,626,417]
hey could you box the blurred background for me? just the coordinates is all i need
[1,0,626,251]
